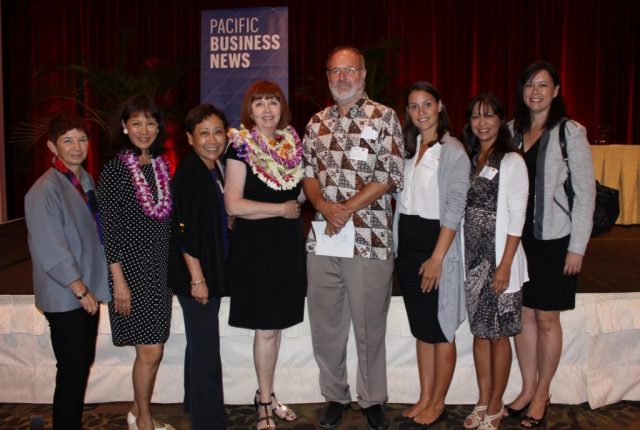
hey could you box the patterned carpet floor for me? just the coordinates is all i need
[1,400,638,429]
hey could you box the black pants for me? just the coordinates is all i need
[178,295,227,430]
[44,307,99,430]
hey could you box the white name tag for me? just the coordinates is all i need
[423,144,441,170]
[480,165,498,180]
[361,125,378,140]
[349,146,369,161]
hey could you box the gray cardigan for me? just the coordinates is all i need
[25,168,110,313]
[511,120,595,255]
[435,134,471,341]
[393,133,470,341]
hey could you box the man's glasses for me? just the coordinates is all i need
[327,67,363,76]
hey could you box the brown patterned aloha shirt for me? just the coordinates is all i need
[303,94,404,260]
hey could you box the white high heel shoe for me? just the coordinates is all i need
[127,411,175,430]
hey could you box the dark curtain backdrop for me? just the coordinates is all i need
[3,0,639,219]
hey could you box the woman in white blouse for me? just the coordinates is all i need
[393,81,470,428]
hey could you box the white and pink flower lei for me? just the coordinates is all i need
[118,151,172,221]
[227,125,304,191]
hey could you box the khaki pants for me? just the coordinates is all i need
[306,253,394,408]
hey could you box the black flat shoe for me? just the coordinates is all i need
[362,404,390,430]
[319,401,350,428]
[401,409,448,430]
[394,414,413,424]
[505,402,530,418]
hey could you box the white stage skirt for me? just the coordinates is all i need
[1,293,639,409]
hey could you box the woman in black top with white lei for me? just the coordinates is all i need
[225,80,306,430]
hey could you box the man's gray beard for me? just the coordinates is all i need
[330,84,364,105]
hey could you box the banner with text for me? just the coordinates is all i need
[201,7,288,128]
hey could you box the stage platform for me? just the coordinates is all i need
[1,294,639,409]
[1,220,639,409]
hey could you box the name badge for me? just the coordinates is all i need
[423,144,441,170]
[349,146,369,161]
[480,165,498,180]
[361,125,378,140]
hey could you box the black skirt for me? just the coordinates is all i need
[521,226,577,311]
[396,214,448,343]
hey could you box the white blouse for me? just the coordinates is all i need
[397,136,441,220]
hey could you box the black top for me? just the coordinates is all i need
[169,151,228,298]
[225,143,306,330]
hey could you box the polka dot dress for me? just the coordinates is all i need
[98,157,172,346]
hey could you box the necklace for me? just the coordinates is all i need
[227,125,304,190]
[118,151,172,221]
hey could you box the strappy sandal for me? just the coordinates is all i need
[270,392,298,421]
[478,405,504,430]
[254,390,276,430]
[464,405,487,429]
[256,399,275,430]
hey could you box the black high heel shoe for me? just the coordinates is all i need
[505,401,531,418]
[254,390,275,430]
[520,397,551,428]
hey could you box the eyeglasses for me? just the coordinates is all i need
[327,67,363,76]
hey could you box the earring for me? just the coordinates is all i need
[123,128,128,135]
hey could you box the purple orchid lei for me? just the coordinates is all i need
[118,151,172,221]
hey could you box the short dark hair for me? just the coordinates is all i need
[462,92,516,164]
[513,61,567,134]
[48,113,90,143]
[109,93,166,157]
[239,80,291,130]
[326,46,366,70]
[402,81,452,158]
[185,104,228,134]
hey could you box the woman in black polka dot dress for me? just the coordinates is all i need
[98,94,173,430]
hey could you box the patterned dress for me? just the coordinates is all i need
[464,154,522,339]
[98,157,172,345]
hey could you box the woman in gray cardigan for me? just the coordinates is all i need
[393,82,470,429]
[24,113,110,430]
[507,61,595,428]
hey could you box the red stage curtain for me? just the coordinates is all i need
[2,0,639,218]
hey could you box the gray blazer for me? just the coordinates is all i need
[511,120,596,255]
[436,134,470,341]
[25,168,110,313]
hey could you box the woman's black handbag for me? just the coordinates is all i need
[559,120,620,237]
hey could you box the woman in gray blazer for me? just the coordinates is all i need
[24,113,110,430]
[507,61,596,428]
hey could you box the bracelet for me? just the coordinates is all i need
[190,279,205,286]
[75,288,90,300]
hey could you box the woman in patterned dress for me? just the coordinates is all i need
[98,94,173,430]
[225,80,305,430]
[461,93,528,430]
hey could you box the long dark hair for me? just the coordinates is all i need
[402,81,452,158]
[513,61,567,134]
[108,93,166,158]
[462,92,515,164]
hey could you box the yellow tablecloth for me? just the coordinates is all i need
[591,145,640,225]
